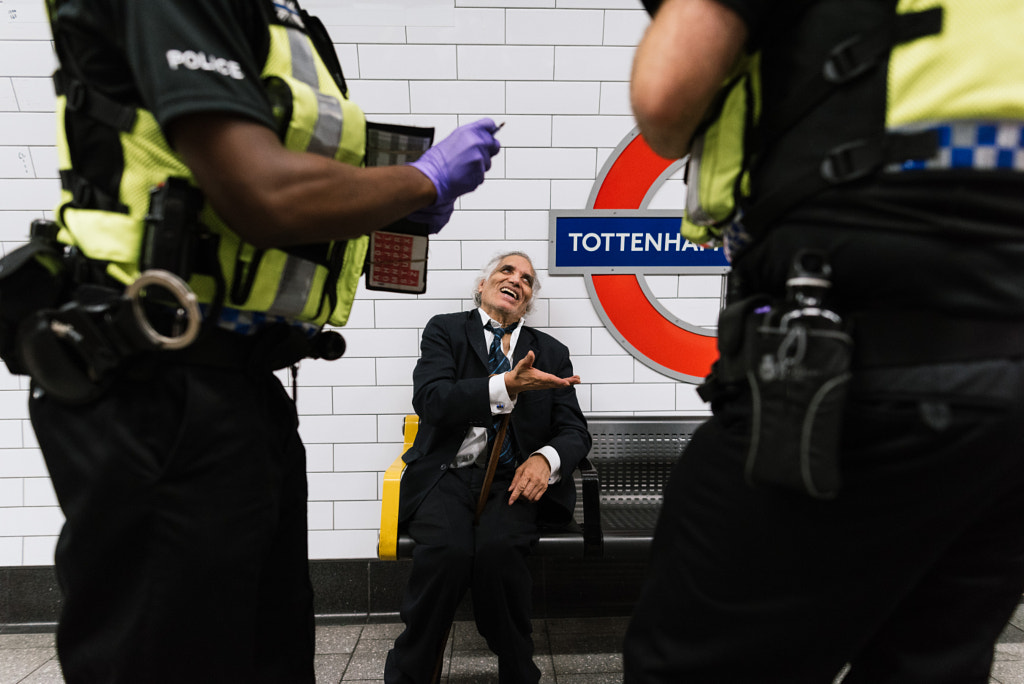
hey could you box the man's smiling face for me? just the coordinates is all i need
[478,254,535,326]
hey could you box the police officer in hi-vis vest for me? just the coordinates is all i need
[624,0,1024,682]
[17,1,500,682]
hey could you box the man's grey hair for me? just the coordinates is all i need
[472,251,541,314]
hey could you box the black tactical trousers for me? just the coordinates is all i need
[30,357,315,684]
[624,357,1024,684]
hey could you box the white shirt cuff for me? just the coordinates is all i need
[489,373,515,414]
[534,446,561,484]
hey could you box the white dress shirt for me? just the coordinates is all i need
[451,308,562,483]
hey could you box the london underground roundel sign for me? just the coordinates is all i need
[548,129,728,384]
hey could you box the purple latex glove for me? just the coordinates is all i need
[406,199,455,235]
[409,118,501,208]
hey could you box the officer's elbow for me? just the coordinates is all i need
[214,196,293,249]
[630,88,697,159]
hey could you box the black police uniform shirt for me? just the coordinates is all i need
[703,0,1024,318]
[53,0,277,136]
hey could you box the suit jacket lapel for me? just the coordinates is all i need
[465,310,489,368]
[513,325,537,367]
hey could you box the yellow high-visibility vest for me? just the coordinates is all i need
[680,0,1024,250]
[51,2,368,328]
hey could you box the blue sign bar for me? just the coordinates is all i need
[549,210,729,275]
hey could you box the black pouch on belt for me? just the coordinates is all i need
[17,284,150,405]
[742,250,852,499]
[697,294,770,408]
[0,220,67,375]
[744,310,851,499]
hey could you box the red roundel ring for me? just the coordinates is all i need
[585,131,720,384]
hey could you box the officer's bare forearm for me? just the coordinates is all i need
[630,0,748,159]
[169,113,437,248]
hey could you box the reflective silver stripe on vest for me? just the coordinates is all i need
[267,255,318,318]
[310,93,344,158]
[287,27,344,158]
[269,28,347,319]
[287,27,319,92]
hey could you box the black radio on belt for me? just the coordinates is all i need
[140,177,205,280]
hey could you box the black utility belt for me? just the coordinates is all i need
[162,322,343,372]
[706,295,1024,502]
[0,219,347,405]
[851,310,1024,368]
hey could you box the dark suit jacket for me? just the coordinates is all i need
[398,310,591,524]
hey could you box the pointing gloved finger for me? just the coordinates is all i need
[408,118,501,208]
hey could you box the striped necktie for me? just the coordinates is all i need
[484,321,518,464]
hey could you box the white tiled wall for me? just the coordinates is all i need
[0,0,719,566]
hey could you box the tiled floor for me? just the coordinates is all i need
[3,607,1024,683]
[0,615,626,684]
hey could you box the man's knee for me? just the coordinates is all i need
[414,537,474,579]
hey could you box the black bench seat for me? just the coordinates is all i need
[378,414,707,561]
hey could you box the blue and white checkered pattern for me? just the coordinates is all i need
[723,210,752,265]
[200,304,320,337]
[719,121,1024,261]
[888,121,1024,173]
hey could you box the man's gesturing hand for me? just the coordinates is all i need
[503,351,580,399]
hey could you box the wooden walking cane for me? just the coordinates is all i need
[474,413,511,524]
